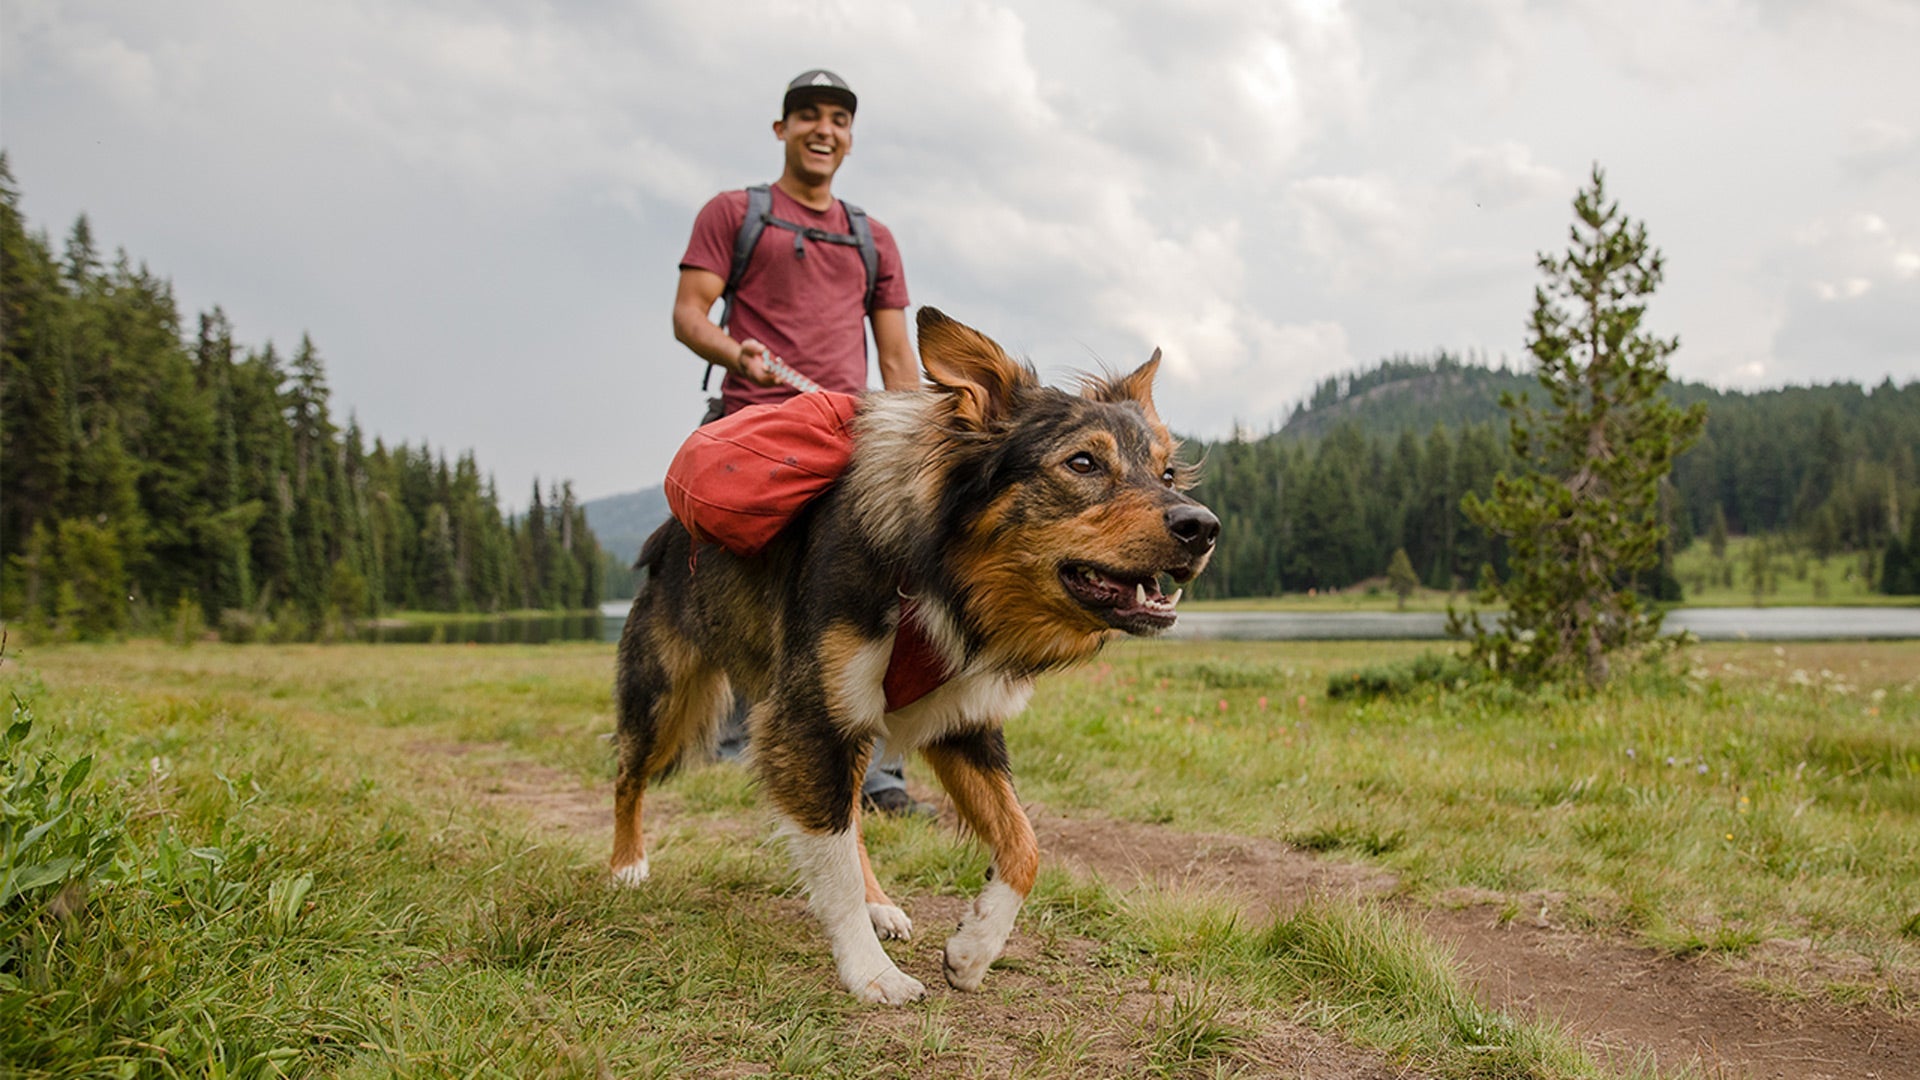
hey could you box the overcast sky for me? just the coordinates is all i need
[5,0,1917,506]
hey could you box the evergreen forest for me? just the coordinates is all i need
[0,157,605,640]
[1187,360,1920,599]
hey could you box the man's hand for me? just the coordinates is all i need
[734,339,782,387]
[674,268,783,388]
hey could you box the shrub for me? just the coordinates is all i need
[1,697,124,940]
[170,595,208,647]
[218,608,262,643]
[1326,651,1482,701]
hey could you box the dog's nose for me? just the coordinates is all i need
[1165,504,1219,558]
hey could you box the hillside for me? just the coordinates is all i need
[582,486,671,564]
[1277,361,1535,442]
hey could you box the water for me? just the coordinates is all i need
[1162,606,1920,641]
[589,601,1920,643]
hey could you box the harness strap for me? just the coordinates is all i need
[883,596,952,713]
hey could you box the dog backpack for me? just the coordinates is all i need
[662,389,954,711]
[702,184,879,391]
[662,389,860,557]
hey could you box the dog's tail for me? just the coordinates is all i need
[634,518,679,576]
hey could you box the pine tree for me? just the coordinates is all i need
[0,155,75,571]
[1454,166,1706,687]
[1386,548,1420,610]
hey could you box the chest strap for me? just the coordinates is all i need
[883,597,952,713]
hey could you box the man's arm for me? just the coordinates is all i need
[672,267,778,386]
[871,307,920,391]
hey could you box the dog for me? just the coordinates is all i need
[609,307,1217,1004]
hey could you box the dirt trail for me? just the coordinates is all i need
[1031,807,1918,1080]
[464,752,1918,1079]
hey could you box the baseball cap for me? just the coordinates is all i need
[784,69,857,117]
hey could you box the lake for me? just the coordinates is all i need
[590,602,1920,644]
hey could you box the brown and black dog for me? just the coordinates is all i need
[609,308,1217,1003]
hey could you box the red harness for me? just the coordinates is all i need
[884,598,950,712]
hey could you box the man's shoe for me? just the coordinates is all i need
[862,786,936,818]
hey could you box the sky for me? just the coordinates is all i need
[4,0,1918,507]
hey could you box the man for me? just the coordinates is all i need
[670,69,928,815]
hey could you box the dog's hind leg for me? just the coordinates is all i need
[610,623,729,886]
[854,806,913,941]
[922,727,1037,992]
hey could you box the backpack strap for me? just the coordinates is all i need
[719,184,773,332]
[841,200,880,314]
[705,185,775,392]
[703,186,882,391]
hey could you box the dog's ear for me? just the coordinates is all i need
[917,307,1034,429]
[1084,348,1166,430]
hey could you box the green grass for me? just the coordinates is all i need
[6,635,1917,1075]
[1671,535,1908,607]
[1014,639,1920,981]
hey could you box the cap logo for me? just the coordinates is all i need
[811,73,834,86]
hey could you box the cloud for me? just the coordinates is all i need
[1288,173,1420,285]
[1448,141,1565,209]
[5,0,1917,506]
[1840,119,1919,179]
[1768,211,1920,383]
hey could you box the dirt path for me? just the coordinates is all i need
[463,752,1918,1079]
[1031,806,1919,1080]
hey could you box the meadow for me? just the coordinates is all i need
[3,634,1916,1078]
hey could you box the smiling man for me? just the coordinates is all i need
[668,69,927,815]
[672,68,918,415]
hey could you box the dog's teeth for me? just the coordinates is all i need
[1135,583,1147,608]
[1169,588,1182,606]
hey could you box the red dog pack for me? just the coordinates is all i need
[663,390,860,556]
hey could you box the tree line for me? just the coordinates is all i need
[1187,419,1512,598]
[1187,363,1919,601]
[0,156,605,639]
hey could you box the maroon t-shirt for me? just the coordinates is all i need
[681,186,909,414]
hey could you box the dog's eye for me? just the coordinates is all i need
[1162,467,1177,487]
[1065,452,1098,475]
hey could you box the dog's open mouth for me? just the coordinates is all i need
[1060,562,1184,633]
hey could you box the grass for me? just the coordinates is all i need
[4,634,1917,1075]
[1670,536,1904,607]
[1015,639,1920,983]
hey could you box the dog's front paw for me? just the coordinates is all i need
[942,932,996,991]
[868,902,913,940]
[942,879,1022,991]
[609,858,650,888]
[850,965,927,1005]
